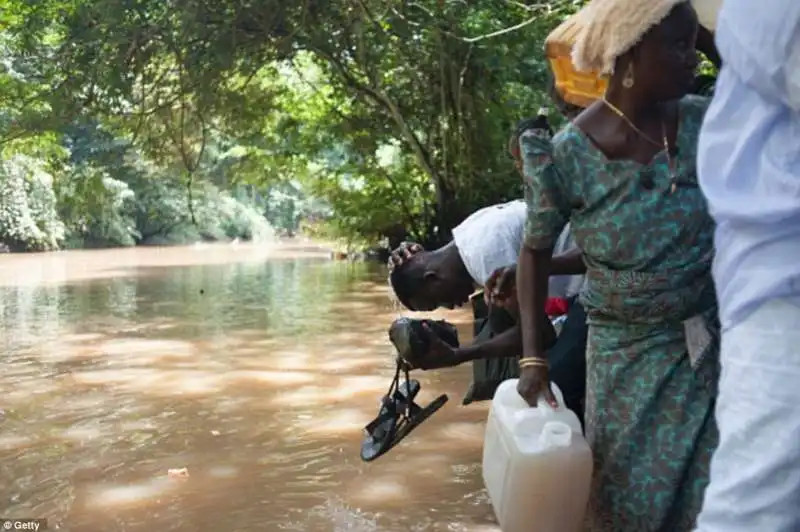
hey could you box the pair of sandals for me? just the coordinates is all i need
[360,360,448,461]
[360,318,457,462]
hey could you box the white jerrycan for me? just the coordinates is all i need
[482,380,592,532]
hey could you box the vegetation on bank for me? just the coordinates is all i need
[0,139,280,252]
[2,1,587,252]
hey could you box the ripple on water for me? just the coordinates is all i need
[270,375,388,409]
[349,478,411,505]
[207,465,238,479]
[224,369,317,386]
[61,424,107,443]
[87,477,179,508]
[293,407,370,436]
[0,434,34,451]
[282,498,380,532]
[431,422,486,450]
[99,338,197,358]
[69,368,226,397]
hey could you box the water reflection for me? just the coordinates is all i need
[0,243,497,531]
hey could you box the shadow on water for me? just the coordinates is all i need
[0,243,498,532]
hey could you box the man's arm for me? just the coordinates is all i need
[483,247,585,297]
[455,325,521,364]
[453,315,556,364]
[549,247,586,276]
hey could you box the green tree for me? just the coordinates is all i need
[4,0,583,249]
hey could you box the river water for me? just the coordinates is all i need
[0,242,499,532]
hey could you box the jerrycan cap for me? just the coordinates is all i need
[538,421,573,448]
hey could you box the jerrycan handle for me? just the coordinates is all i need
[535,382,566,410]
[511,383,567,430]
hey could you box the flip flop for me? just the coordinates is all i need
[360,379,420,461]
[360,363,449,462]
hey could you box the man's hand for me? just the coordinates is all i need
[485,264,518,314]
[401,323,461,370]
[388,241,424,272]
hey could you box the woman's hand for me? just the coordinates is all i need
[388,241,424,271]
[517,363,558,407]
[485,264,517,309]
[401,323,461,370]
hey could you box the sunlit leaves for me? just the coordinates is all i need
[2,0,581,247]
[0,155,66,251]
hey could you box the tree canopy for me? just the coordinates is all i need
[1,0,584,251]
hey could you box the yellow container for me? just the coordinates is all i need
[545,13,606,109]
[545,0,720,108]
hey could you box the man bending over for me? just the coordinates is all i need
[388,195,587,418]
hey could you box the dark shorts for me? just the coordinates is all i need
[546,297,587,421]
[463,296,587,424]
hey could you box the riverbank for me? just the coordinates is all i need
[0,240,337,288]
[0,235,390,268]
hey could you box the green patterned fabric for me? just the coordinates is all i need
[520,95,719,532]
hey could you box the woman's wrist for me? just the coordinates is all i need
[519,355,548,366]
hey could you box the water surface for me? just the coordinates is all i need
[0,243,498,531]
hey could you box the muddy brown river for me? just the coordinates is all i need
[0,242,500,531]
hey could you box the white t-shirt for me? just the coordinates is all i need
[451,200,584,298]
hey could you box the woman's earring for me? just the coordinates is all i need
[622,64,635,89]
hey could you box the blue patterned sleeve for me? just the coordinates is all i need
[680,94,712,120]
[519,132,572,250]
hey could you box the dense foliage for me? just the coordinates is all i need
[1,0,586,251]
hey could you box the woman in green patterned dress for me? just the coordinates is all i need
[514,2,719,531]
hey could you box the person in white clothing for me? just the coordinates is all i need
[694,1,800,530]
[389,200,583,310]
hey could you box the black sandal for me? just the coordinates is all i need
[360,358,448,462]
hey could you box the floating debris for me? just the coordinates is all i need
[167,468,189,479]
